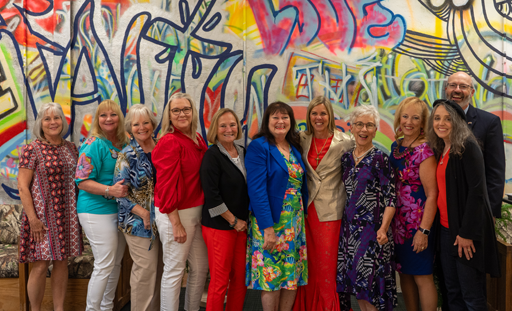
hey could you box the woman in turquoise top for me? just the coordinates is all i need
[75,99,129,311]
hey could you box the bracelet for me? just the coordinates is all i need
[229,216,238,228]
[105,186,110,197]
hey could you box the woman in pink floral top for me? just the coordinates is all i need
[389,97,438,311]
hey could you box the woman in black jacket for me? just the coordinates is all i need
[200,108,249,311]
[427,99,500,311]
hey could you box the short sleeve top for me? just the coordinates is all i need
[75,136,124,214]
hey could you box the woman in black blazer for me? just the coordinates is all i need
[427,99,500,311]
[200,108,249,311]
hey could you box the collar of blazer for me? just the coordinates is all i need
[269,141,301,173]
[300,131,353,180]
[465,104,477,129]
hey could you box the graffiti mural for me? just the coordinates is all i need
[0,0,511,203]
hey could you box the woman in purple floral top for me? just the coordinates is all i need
[389,97,438,311]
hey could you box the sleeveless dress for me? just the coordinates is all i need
[389,141,436,275]
[246,150,308,291]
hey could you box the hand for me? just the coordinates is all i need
[172,222,187,244]
[29,217,48,243]
[110,180,128,198]
[234,219,247,232]
[262,227,277,252]
[142,210,151,230]
[376,228,388,245]
[454,235,476,260]
[412,230,428,253]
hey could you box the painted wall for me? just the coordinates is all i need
[0,0,511,203]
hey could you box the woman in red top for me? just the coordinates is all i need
[153,92,208,311]
[294,96,354,311]
[428,99,499,310]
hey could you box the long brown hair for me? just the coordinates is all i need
[253,102,302,153]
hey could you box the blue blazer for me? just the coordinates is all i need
[245,136,308,230]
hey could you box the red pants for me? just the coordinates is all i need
[202,225,247,311]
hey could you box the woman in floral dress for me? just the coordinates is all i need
[336,105,397,311]
[18,102,83,311]
[390,97,438,311]
[245,102,308,311]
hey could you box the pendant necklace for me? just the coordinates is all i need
[313,136,329,165]
[440,147,450,165]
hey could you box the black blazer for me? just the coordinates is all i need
[466,105,506,218]
[200,144,249,230]
[445,139,500,277]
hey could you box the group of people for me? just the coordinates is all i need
[18,71,504,311]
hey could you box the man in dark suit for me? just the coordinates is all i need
[445,71,506,219]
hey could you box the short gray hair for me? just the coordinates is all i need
[349,105,380,128]
[124,104,158,134]
[32,102,69,139]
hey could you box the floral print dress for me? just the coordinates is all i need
[390,141,436,275]
[246,151,308,291]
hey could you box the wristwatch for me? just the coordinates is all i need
[418,227,430,236]
[229,216,238,228]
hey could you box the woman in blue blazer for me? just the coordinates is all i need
[245,101,309,311]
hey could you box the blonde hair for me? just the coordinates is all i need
[206,108,242,144]
[393,97,429,142]
[305,96,336,135]
[33,102,69,139]
[124,104,158,135]
[90,99,128,145]
[161,93,199,143]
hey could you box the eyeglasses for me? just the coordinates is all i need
[446,83,472,91]
[170,107,192,115]
[353,122,376,130]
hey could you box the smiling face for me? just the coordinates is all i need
[217,112,238,146]
[98,109,119,135]
[42,110,63,139]
[309,104,330,134]
[446,72,475,110]
[131,115,154,144]
[170,97,193,133]
[400,103,423,139]
[351,114,377,149]
[268,111,291,139]
[433,105,452,144]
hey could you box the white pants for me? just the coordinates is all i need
[155,206,208,311]
[79,213,126,311]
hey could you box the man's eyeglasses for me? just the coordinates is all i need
[446,83,473,91]
[170,107,192,115]
[353,122,376,130]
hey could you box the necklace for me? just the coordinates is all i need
[353,146,374,163]
[313,136,330,165]
[276,142,290,154]
[393,134,421,159]
[440,147,450,165]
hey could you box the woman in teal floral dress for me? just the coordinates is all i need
[245,102,309,311]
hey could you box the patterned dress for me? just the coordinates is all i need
[18,139,83,263]
[390,141,436,275]
[246,151,308,291]
[336,148,397,310]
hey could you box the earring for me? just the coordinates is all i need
[420,128,424,135]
